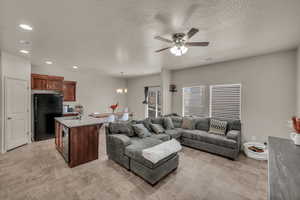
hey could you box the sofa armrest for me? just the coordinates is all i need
[226,130,241,141]
[109,134,131,147]
[106,134,131,169]
[227,130,241,153]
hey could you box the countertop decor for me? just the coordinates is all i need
[109,102,118,113]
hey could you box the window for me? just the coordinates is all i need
[209,84,241,120]
[182,86,208,117]
[146,87,161,118]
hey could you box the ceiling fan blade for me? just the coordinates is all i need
[154,36,173,43]
[187,28,199,39]
[155,47,171,53]
[185,42,209,46]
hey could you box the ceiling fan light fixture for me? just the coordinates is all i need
[170,45,188,56]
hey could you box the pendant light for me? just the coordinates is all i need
[116,72,128,94]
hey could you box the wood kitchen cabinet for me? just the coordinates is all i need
[55,120,101,168]
[63,81,76,101]
[31,73,64,91]
[55,121,63,153]
[63,113,79,117]
[31,74,48,90]
[47,75,64,91]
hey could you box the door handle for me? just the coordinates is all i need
[7,117,12,120]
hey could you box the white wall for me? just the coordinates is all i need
[172,50,297,142]
[127,74,161,119]
[126,50,297,142]
[0,51,31,153]
[31,65,127,115]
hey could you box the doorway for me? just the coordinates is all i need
[146,86,161,118]
[5,77,30,151]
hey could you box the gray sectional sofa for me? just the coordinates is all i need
[105,124,178,185]
[106,116,241,185]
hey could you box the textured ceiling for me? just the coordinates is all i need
[0,0,300,76]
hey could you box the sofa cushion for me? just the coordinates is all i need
[125,137,176,168]
[132,124,152,138]
[150,134,170,141]
[181,117,195,129]
[108,134,131,146]
[171,116,183,128]
[143,118,152,130]
[226,130,240,141]
[164,117,174,130]
[132,119,152,131]
[195,118,210,132]
[109,122,135,137]
[227,119,242,131]
[181,130,237,149]
[209,119,227,135]
[151,117,164,125]
[150,123,165,134]
[165,129,182,139]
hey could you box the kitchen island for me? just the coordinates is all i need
[55,116,110,167]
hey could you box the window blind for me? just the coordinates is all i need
[210,84,241,120]
[183,86,208,117]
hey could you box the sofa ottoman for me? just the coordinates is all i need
[106,125,179,185]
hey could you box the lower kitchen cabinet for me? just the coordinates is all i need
[55,120,101,167]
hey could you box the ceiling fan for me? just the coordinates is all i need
[154,28,209,56]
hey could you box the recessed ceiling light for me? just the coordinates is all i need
[45,61,53,65]
[73,66,78,69]
[19,24,33,31]
[19,40,31,45]
[20,50,29,54]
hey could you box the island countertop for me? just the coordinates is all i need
[55,116,111,128]
[268,136,300,200]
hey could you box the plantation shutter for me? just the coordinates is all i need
[210,84,241,120]
[183,86,208,117]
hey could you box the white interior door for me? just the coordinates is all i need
[5,77,29,150]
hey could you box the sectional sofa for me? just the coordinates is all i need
[105,116,241,184]
[105,123,178,185]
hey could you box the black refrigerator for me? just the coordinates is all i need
[34,94,63,141]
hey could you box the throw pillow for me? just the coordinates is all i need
[150,123,165,134]
[109,122,135,137]
[132,124,152,138]
[143,118,152,131]
[164,117,174,130]
[130,119,151,131]
[209,119,228,135]
[171,116,183,128]
[195,118,210,132]
[181,117,195,129]
[151,117,164,125]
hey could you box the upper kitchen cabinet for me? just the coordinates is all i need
[31,74,64,91]
[31,74,48,90]
[63,81,76,101]
[47,75,64,91]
